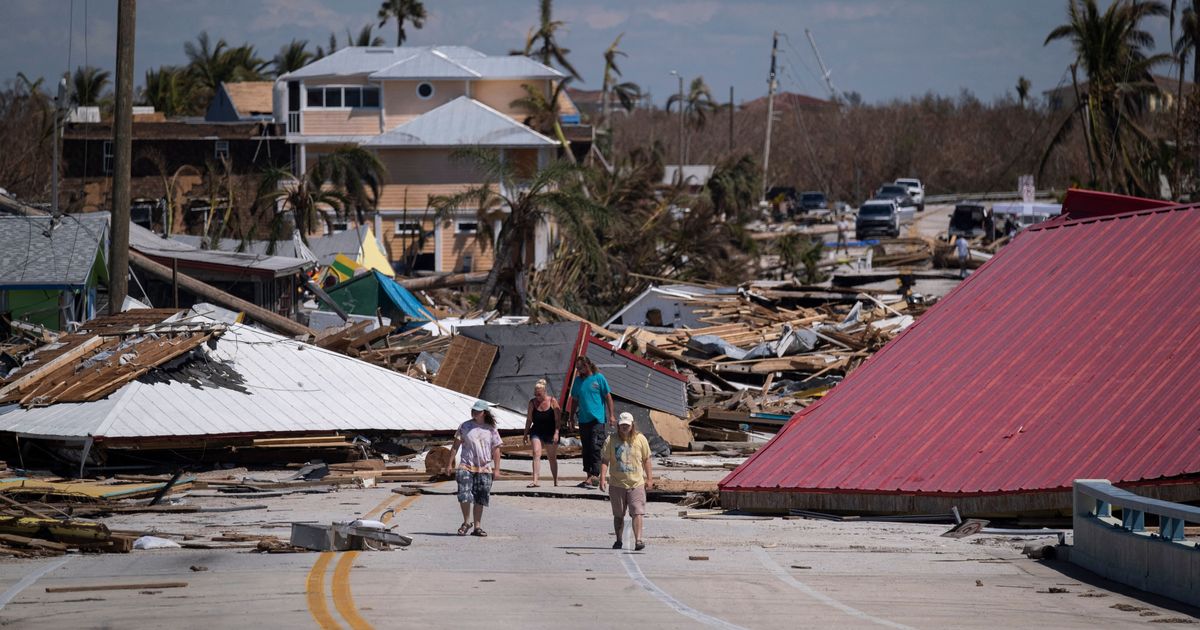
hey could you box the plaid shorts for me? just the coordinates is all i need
[456,469,494,506]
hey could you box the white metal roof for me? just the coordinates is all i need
[366,96,557,148]
[283,45,561,80]
[368,49,479,80]
[0,318,524,440]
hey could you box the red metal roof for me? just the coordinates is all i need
[722,203,1200,496]
[1061,188,1171,220]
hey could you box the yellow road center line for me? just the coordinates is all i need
[305,552,341,630]
[324,492,422,629]
[332,550,373,630]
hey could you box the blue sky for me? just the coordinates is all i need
[1,0,1180,105]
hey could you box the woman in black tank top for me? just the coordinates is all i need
[523,379,561,487]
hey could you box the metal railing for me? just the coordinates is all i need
[923,190,1058,204]
[1072,479,1199,606]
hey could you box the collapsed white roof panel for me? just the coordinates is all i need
[0,321,523,440]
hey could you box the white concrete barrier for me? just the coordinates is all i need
[1072,479,1199,607]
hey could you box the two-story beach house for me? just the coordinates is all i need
[274,46,577,275]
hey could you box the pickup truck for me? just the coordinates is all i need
[895,178,925,211]
[856,199,901,239]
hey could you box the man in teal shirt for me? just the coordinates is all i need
[570,355,615,488]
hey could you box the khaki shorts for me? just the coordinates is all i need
[608,485,647,517]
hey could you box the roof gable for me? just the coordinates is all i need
[365,96,556,147]
[222,81,274,117]
[369,49,479,79]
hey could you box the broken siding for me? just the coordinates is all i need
[584,340,688,418]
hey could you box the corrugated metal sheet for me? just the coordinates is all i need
[723,204,1200,496]
[130,223,311,275]
[0,213,109,288]
[585,338,688,417]
[366,97,556,147]
[0,320,524,439]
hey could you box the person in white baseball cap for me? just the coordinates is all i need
[600,412,653,551]
[445,399,502,537]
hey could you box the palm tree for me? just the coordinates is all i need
[666,76,717,162]
[347,24,386,47]
[184,33,269,111]
[431,149,608,313]
[273,40,313,76]
[1016,76,1032,107]
[142,149,200,238]
[514,0,582,81]
[71,66,111,107]
[254,147,386,245]
[1175,1,1200,192]
[377,0,427,46]
[599,33,643,151]
[315,33,339,60]
[511,80,576,161]
[1040,0,1171,195]
[143,66,189,117]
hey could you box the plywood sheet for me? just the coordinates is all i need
[649,410,693,451]
[433,336,498,398]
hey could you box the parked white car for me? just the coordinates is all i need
[895,178,925,211]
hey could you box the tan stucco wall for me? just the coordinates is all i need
[383,80,468,130]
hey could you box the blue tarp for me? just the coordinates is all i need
[376,271,435,324]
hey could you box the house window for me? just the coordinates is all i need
[362,87,380,107]
[416,82,435,99]
[394,221,421,235]
[455,221,478,234]
[305,86,381,109]
[306,87,324,107]
[102,140,113,174]
[215,140,230,161]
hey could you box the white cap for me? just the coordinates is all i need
[471,400,491,412]
[617,412,635,426]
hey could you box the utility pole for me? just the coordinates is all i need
[108,0,136,313]
[729,85,735,153]
[761,31,778,203]
[670,70,684,180]
[52,78,69,216]
[805,29,838,101]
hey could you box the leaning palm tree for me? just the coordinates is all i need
[514,0,582,81]
[71,66,111,107]
[377,0,427,46]
[253,147,386,247]
[512,80,576,161]
[430,149,608,313]
[600,34,643,136]
[273,40,313,76]
[1040,0,1171,195]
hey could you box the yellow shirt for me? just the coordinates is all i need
[602,433,651,489]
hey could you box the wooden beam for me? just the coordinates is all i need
[0,336,105,400]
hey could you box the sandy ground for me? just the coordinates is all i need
[0,456,1194,629]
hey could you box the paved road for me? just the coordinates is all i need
[0,461,1195,629]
